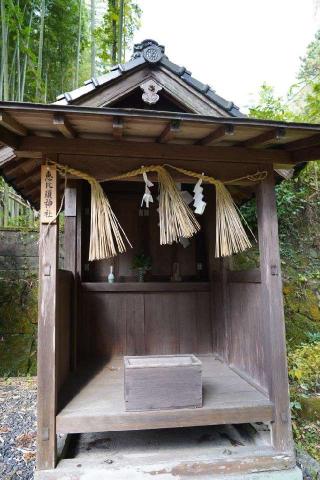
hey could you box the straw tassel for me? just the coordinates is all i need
[156,166,200,244]
[166,165,257,257]
[88,179,131,260]
[53,163,131,260]
[110,165,200,244]
[214,181,251,257]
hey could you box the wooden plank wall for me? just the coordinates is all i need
[78,290,212,359]
[227,278,268,393]
[204,185,268,393]
[57,269,73,392]
[203,187,227,359]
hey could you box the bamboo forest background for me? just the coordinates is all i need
[0,0,141,103]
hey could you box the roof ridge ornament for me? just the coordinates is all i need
[132,39,164,64]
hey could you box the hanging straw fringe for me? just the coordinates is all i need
[47,161,266,260]
[110,165,200,244]
[53,163,131,261]
[166,165,265,257]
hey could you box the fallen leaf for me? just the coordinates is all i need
[0,426,11,433]
[16,432,36,448]
[23,451,36,463]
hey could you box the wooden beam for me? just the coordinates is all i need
[23,184,40,198]
[17,136,294,165]
[53,114,76,139]
[0,125,20,148]
[256,167,294,453]
[37,162,59,470]
[112,117,124,139]
[284,133,320,152]
[157,120,181,143]
[14,170,40,190]
[284,132,320,151]
[196,125,234,146]
[242,128,286,148]
[5,158,37,177]
[291,145,320,163]
[15,150,42,159]
[0,110,27,136]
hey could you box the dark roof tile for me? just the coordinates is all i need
[159,56,186,76]
[180,73,210,94]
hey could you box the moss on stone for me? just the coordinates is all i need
[299,396,320,422]
[0,334,36,376]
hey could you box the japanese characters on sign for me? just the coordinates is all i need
[40,164,57,223]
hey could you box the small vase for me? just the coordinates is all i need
[137,267,145,282]
[108,265,115,283]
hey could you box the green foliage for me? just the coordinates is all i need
[249,84,293,121]
[299,31,320,81]
[288,341,320,394]
[0,0,142,102]
[293,419,320,463]
[95,0,141,67]
[0,0,90,103]
[131,252,151,271]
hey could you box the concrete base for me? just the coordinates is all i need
[35,425,302,480]
[35,466,303,480]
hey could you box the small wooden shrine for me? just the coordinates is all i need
[0,39,319,479]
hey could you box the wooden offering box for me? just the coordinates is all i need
[124,354,202,412]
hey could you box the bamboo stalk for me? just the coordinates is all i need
[75,0,82,88]
[1,0,9,100]
[21,4,34,101]
[35,0,46,101]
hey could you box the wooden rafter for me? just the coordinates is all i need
[53,114,76,138]
[112,117,124,139]
[196,125,234,146]
[26,184,41,198]
[0,125,20,148]
[284,132,320,151]
[5,158,36,177]
[14,170,40,189]
[242,128,286,148]
[157,120,181,143]
[0,110,27,136]
[17,136,294,165]
[292,145,320,163]
[15,150,42,159]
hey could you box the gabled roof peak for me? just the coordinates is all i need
[54,39,243,117]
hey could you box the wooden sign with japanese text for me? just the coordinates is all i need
[40,164,57,223]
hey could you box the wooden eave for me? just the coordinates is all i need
[1,101,320,208]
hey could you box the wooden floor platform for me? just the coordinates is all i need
[56,356,274,434]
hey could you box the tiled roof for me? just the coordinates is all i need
[54,39,243,117]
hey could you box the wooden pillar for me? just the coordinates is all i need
[64,181,82,370]
[37,165,59,470]
[256,167,293,454]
